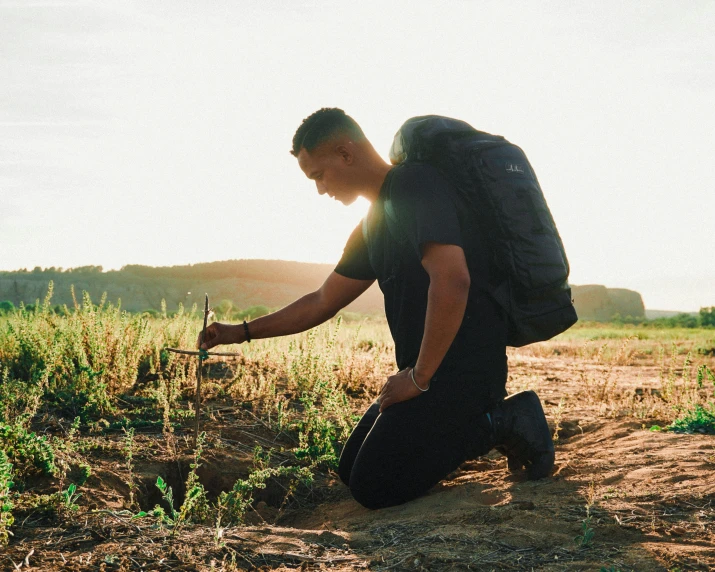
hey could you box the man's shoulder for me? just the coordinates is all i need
[387,163,454,204]
[390,162,442,187]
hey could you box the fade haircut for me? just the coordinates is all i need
[290,107,366,157]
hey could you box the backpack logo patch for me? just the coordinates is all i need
[505,162,525,174]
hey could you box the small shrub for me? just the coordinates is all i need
[668,404,715,434]
[176,432,210,528]
[0,300,15,315]
[218,461,313,525]
[0,422,56,480]
[0,451,14,545]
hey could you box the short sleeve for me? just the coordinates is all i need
[387,165,463,260]
[334,222,376,280]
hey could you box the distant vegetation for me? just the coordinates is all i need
[0,263,710,329]
[605,307,715,329]
[0,260,384,315]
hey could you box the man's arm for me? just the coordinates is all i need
[413,242,470,384]
[378,242,470,410]
[200,272,375,349]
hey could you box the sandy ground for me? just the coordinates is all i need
[3,350,714,571]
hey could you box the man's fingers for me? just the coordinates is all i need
[198,324,219,350]
[379,390,391,412]
[201,332,220,350]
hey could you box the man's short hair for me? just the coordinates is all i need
[290,108,366,157]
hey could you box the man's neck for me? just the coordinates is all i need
[360,159,394,203]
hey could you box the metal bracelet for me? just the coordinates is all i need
[410,367,430,392]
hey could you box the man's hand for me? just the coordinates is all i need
[378,368,429,412]
[197,322,243,350]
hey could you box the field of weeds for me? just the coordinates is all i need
[1,286,714,571]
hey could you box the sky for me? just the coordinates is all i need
[0,0,713,311]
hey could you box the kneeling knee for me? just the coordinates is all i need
[349,483,396,510]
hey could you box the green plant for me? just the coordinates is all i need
[575,508,595,547]
[134,434,210,532]
[60,483,81,512]
[0,368,43,427]
[174,432,210,531]
[122,427,137,509]
[150,475,178,527]
[0,451,14,545]
[218,450,313,525]
[292,376,357,469]
[77,463,92,486]
[654,364,715,434]
[696,364,715,389]
[575,482,596,548]
[214,496,226,548]
[0,284,202,424]
[0,422,56,480]
[667,403,715,434]
[66,416,81,449]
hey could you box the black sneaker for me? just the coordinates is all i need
[489,390,555,480]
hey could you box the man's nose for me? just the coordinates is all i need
[316,183,327,195]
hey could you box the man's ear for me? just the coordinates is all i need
[335,144,354,165]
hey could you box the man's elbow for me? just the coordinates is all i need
[431,268,471,294]
[313,289,340,322]
[454,269,471,292]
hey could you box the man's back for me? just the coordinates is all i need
[336,162,508,380]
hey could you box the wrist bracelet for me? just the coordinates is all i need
[243,320,251,343]
[410,367,430,392]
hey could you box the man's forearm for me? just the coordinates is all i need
[413,276,470,384]
[227,291,335,343]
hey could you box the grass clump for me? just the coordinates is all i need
[0,282,200,425]
[218,446,313,526]
[665,364,715,434]
[667,403,715,434]
[0,451,14,545]
[0,422,56,481]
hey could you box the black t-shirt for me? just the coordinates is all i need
[335,163,507,375]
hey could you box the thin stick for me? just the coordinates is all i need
[195,294,210,447]
[166,348,241,357]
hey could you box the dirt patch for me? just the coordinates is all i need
[3,348,715,571]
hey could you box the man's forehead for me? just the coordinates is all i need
[297,145,329,174]
[296,148,313,172]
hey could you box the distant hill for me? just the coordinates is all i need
[0,261,385,315]
[571,285,645,321]
[1,262,663,324]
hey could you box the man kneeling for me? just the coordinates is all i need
[200,108,555,509]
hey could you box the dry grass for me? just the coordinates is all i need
[1,305,714,570]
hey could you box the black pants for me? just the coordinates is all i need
[337,368,507,509]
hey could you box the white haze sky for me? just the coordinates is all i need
[0,0,713,311]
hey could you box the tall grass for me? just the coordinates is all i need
[1,283,713,541]
[0,284,398,535]
[0,282,198,422]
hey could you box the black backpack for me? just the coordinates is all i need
[387,115,577,347]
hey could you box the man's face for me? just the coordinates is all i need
[297,144,359,205]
